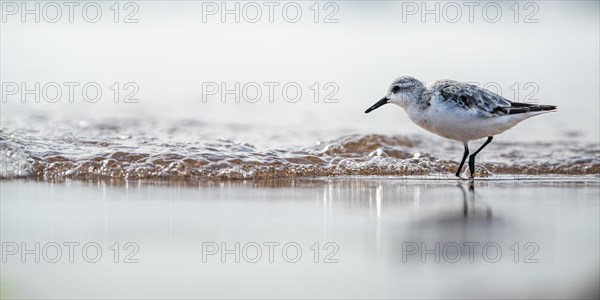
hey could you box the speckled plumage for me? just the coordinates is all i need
[365,76,557,178]
[370,76,557,141]
[423,80,556,118]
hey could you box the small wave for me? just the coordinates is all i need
[0,139,33,178]
[1,121,599,181]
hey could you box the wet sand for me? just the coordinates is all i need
[1,177,598,299]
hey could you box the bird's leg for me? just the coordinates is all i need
[468,136,494,178]
[455,142,469,177]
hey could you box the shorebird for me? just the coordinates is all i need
[365,76,557,178]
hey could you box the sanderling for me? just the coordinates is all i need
[365,76,557,178]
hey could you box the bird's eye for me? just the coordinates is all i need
[392,86,400,93]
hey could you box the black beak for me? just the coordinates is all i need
[365,97,389,113]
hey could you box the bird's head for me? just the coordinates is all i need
[365,76,426,113]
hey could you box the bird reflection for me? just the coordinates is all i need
[397,180,498,257]
[313,179,493,221]
[458,180,493,219]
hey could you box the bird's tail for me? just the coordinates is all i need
[535,104,557,111]
[508,102,557,114]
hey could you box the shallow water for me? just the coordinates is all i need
[1,1,599,182]
[1,116,598,181]
[1,178,598,298]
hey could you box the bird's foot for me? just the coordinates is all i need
[455,174,471,181]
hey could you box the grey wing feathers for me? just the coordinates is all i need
[437,81,556,117]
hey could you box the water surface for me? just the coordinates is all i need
[1,178,598,298]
